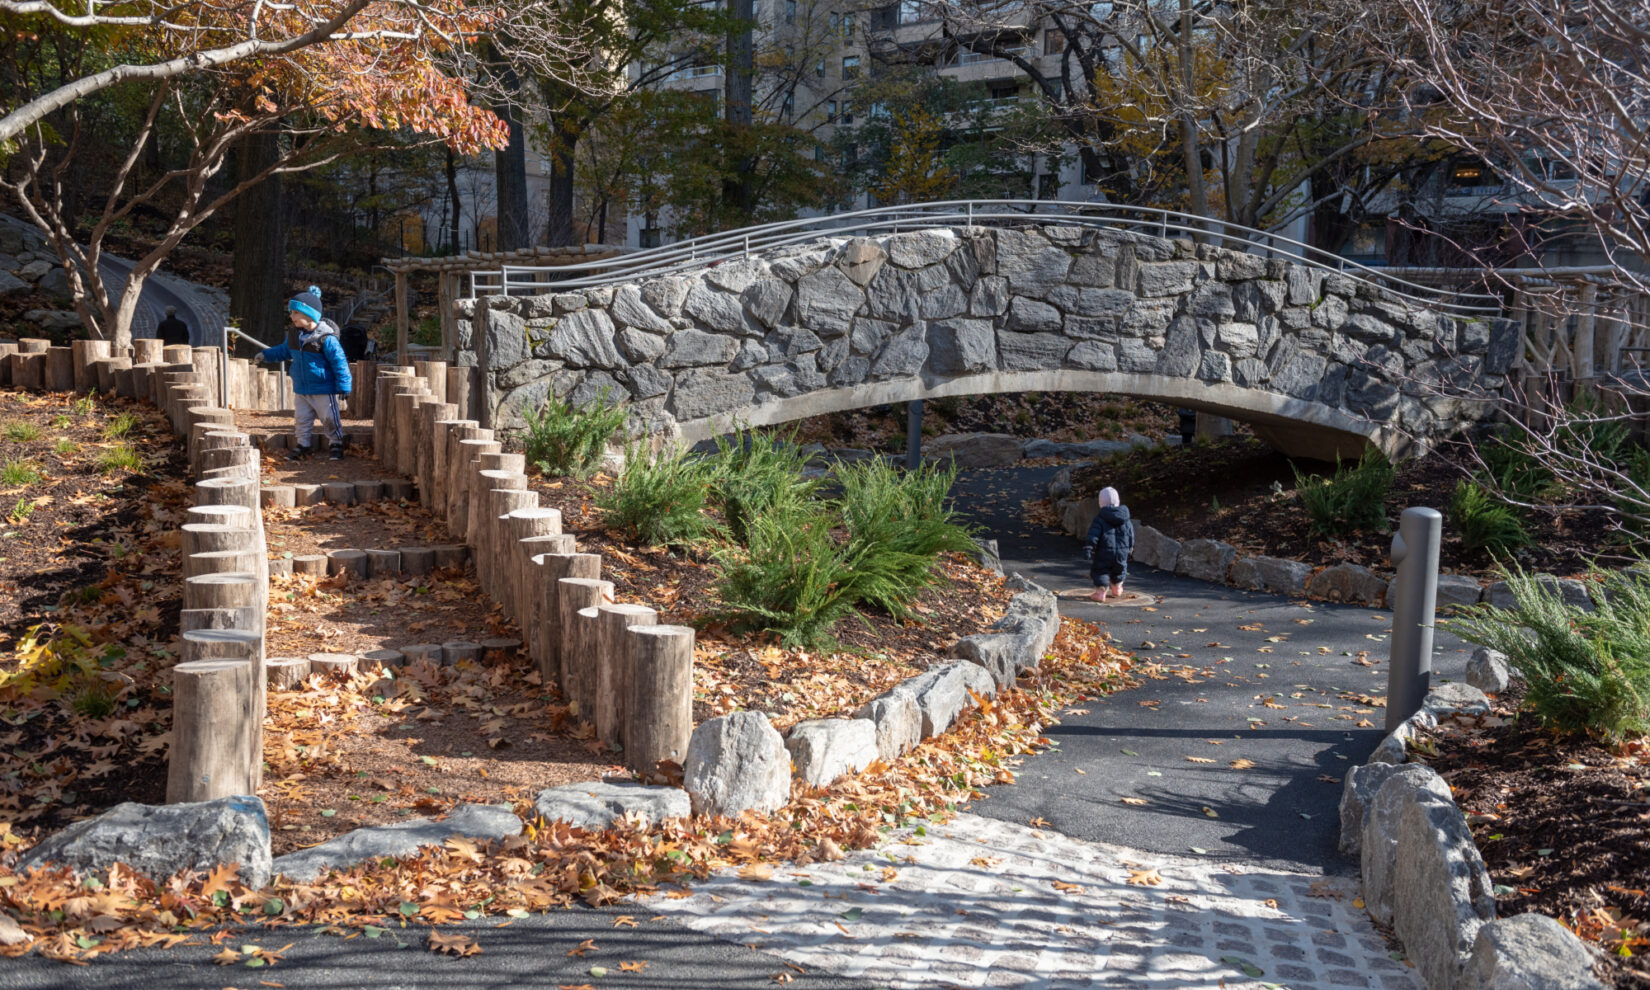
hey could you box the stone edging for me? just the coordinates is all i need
[1053,473,1603,611]
[1338,683,1606,989]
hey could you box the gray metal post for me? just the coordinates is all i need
[1385,506,1442,732]
[906,399,924,471]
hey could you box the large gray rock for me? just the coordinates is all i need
[25,309,82,332]
[1466,647,1512,695]
[1391,773,1499,989]
[272,804,522,882]
[37,266,72,297]
[1369,709,1438,765]
[667,370,756,420]
[1228,556,1311,596]
[547,309,620,368]
[660,328,740,368]
[611,285,673,333]
[1308,562,1388,604]
[0,271,28,297]
[683,711,791,817]
[1361,764,1455,926]
[952,631,1033,689]
[923,433,1024,469]
[883,229,957,269]
[17,259,51,281]
[1438,574,1486,608]
[855,692,921,760]
[534,782,690,830]
[21,796,272,889]
[887,662,980,740]
[1132,524,1180,572]
[683,283,751,334]
[1425,681,1493,718]
[1339,761,1420,857]
[1459,913,1607,990]
[794,265,864,336]
[994,228,1070,297]
[1484,575,1594,611]
[1174,538,1237,584]
[785,719,879,786]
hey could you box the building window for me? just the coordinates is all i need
[988,81,1018,101]
[815,145,825,162]
[785,0,795,23]
[1448,159,1497,189]
[840,100,854,125]
[842,11,855,37]
[870,4,897,30]
[842,55,860,78]
[1044,29,1065,55]
[899,0,925,22]
[1038,173,1060,199]
[829,11,838,31]
[782,90,795,118]
[640,227,663,248]
[868,100,889,121]
[816,57,826,78]
[827,100,838,123]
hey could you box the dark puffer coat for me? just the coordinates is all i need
[1085,505,1135,566]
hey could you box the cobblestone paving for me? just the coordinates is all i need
[651,813,1419,990]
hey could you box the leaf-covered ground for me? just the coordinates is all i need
[1424,697,1650,990]
[0,616,1140,964]
[0,391,188,834]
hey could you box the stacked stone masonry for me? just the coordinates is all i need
[468,225,1514,460]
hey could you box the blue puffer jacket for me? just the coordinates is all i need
[261,320,353,396]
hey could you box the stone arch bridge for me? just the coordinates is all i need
[463,221,1517,460]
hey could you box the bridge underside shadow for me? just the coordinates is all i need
[676,370,1379,462]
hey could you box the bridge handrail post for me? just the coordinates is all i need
[1385,506,1442,732]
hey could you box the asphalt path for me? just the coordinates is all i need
[0,904,869,989]
[950,461,1472,875]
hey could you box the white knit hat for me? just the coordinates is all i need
[1098,487,1120,507]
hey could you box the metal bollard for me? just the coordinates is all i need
[906,399,924,471]
[1386,506,1443,732]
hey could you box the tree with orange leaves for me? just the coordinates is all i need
[0,0,526,350]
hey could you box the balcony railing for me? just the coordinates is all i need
[951,44,1033,65]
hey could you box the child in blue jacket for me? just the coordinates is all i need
[1084,486,1134,602]
[260,286,353,460]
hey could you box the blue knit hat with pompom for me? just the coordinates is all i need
[288,285,322,323]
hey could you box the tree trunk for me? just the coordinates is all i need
[446,147,461,253]
[1177,0,1210,230]
[546,123,578,247]
[494,68,530,252]
[723,0,757,223]
[230,130,286,345]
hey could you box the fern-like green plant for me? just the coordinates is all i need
[835,457,977,620]
[1448,479,1531,559]
[595,444,717,547]
[1451,563,1650,744]
[522,388,629,478]
[1293,448,1394,538]
[707,429,821,545]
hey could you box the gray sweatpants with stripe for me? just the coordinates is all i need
[293,392,344,448]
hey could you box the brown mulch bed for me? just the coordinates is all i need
[0,389,187,833]
[1053,433,1615,581]
[525,473,1018,729]
[1424,698,1650,989]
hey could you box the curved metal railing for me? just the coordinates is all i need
[466,200,1506,316]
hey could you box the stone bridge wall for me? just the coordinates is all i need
[465,225,1516,458]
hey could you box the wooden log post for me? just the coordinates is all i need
[16,339,50,353]
[557,577,613,717]
[353,479,384,503]
[572,606,604,726]
[184,549,261,580]
[519,535,577,668]
[266,656,311,689]
[185,504,255,530]
[260,485,296,509]
[441,640,483,665]
[199,445,260,478]
[327,548,368,580]
[595,604,657,750]
[449,437,500,538]
[373,370,411,470]
[13,351,44,390]
[308,653,359,678]
[130,363,161,401]
[132,338,163,365]
[446,365,473,422]
[364,548,401,578]
[391,382,430,477]
[400,546,435,576]
[482,488,536,600]
[416,359,448,404]
[72,339,109,392]
[183,571,259,614]
[416,401,457,509]
[179,606,261,635]
[181,523,259,561]
[430,418,475,518]
[467,468,526,562]
[113,365,137,398]
[166,659,256,803]
[532,551,600,688]
[189,346,223,405]
[502,507,561,623]
[433,544,470,570]
[624,624,696,775]
[179,627,265,789]
[293,554,328,577]
[44,347,74,391]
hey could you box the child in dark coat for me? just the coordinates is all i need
[260,286,353,460]
[1084,486,1134,602]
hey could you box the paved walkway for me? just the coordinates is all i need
[653,812,1418,989]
